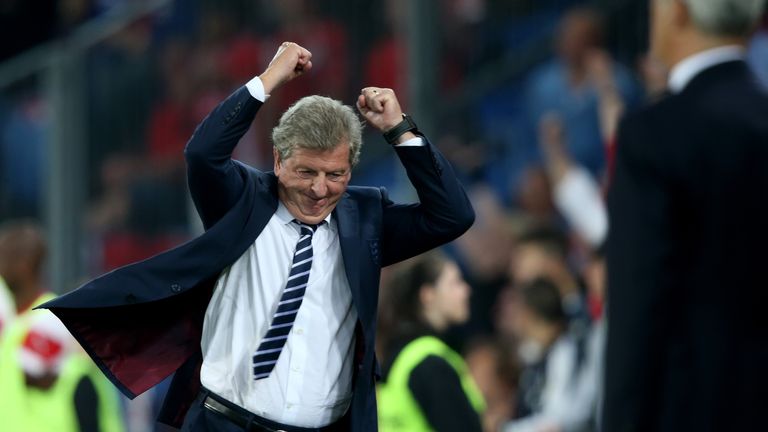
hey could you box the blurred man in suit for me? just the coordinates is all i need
[604,1,768,431]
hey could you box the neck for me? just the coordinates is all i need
[667,34,746,68]
[422,310,448,333]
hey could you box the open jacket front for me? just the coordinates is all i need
[40,86,475,431]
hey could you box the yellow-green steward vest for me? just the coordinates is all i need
[0,293,124,432]
[377,335,486,432]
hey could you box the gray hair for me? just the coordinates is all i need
[272,95,364,167]
[684,0,766,36]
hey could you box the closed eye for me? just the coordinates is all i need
[328,172,347,181]
[297,169,315,178]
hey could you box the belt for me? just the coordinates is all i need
[201,391,328,432]
[203,396,284,432]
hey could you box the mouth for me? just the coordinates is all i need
[304,196,328,212]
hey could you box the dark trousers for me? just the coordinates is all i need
[181,388,348,432]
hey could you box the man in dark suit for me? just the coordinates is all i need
[604,1,768,431]
[39,42,474,431]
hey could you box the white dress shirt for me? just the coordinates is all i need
[200,203,357,427]
[668,45,746,94]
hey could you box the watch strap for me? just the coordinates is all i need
[383,114,419,145]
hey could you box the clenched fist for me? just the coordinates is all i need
[356,87,415,143]
[259,42,313,94]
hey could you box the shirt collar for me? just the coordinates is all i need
[668,45,746,94]
[275,201,333,227]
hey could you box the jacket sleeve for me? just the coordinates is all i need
[379,137,475,266]
[184,86,263,229]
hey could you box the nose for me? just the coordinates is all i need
[310,176,328,197]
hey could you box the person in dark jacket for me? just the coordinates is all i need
[604,0,768,431]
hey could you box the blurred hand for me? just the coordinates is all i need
[357,87,414,141]
[259,42,313,94]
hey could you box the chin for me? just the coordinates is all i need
[298,210,329,224]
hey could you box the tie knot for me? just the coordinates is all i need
[294,220,322,234]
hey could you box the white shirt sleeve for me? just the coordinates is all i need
[554,166,608,247]
[393,137,425,147]
[245,76,269,102]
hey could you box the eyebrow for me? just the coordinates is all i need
[296,167,349,174]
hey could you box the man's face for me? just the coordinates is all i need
[274,143,352,225]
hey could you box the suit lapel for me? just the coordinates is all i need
[211,171,278,271]
[251,172,279,233]
[335,195,362,314]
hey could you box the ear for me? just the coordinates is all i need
[273,147,282,175]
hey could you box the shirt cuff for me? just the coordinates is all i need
[245,76,269,102]
[393,137,425,147]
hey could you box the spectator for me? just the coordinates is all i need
[538,114,607,247]
[511,224,587,324]
[0,307,125,431]
[0,220,124,431]
[503,277,590,432]
[523,6,639,178]
[378,252,485,432]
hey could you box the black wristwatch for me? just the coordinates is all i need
[383,114,419,145]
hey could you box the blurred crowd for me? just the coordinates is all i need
[0,0,767,431]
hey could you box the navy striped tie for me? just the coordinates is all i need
[252,220,319,380]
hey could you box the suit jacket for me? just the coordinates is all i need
[604,60,768,432]
[39,86,475,430]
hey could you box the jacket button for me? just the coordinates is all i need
[171,283,181,293]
